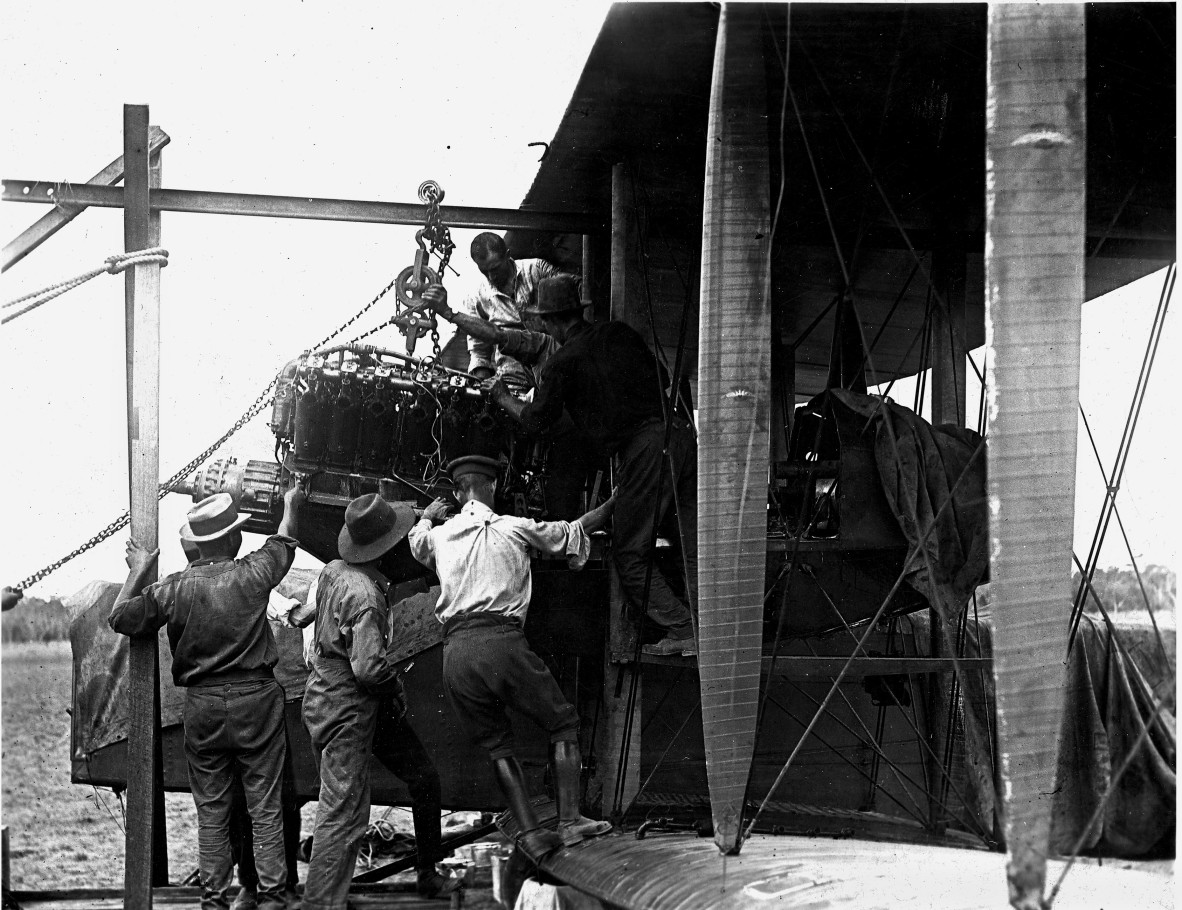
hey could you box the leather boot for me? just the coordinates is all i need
[552,741,612,847]
[491,757,562,863]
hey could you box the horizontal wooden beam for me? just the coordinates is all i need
[2,127,170,272]
[2,180,603,234]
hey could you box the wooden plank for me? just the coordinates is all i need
[695,3,772,854]
[1,181,602,234]
[985,8,1086,909]
[123,104,168,909]
[1,126,169,273]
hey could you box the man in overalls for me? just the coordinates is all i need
[301,494,460,908]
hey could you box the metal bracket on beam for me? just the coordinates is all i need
[2,180,603,234]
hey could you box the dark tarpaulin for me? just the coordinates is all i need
[66,568,443,759]
[829,389,989,619]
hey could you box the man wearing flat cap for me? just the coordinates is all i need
[301,493,460,907]
[409,455,615,863]
[109,484,306,910]
[491,274,699,658]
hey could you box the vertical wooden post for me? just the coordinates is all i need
[123,103,168,908]
[2,826,10,892]
[610,164,638,330]
[923,238,967,832]
[928,243,967,427]
[986,8,1085,909]
[580,233,595,312]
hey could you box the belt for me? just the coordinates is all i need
[441,612,523,639]
[189,667,275,687]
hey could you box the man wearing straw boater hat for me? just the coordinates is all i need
[301,493,461,907]
[409,455,615,863]
[109,484,306,910]
[491,274,699,657]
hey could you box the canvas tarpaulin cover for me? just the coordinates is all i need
[67,568,441,758]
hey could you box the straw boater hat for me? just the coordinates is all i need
[180,493,251,543]
[338,493,416,563]
[521,275,584,317]
[445,455,501,480]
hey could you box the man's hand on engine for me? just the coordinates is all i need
[421,497,454,525]
[488,379,514,408]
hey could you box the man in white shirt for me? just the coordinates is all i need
[409,455,614,862]
[459,232,566,383]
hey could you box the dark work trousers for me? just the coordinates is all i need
[613,417,698,640]
[371,701,444,871]
[301,658,381,910]
[184,677,288,910]
[441,619,579,760]
[229,711,302,893]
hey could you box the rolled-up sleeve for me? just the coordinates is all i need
[461,293,497,374]
[511,518,591,570]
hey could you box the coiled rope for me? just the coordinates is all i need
[2,247,169,325]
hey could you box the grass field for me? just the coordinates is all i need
[1,642,457,893]
[2,642,204,888]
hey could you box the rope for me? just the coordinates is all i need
[2,248,169,325]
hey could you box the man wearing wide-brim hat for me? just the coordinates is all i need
[409,454,616,863]
[109,485,306,910]
[301,493,461,905]
[490,274,699,658]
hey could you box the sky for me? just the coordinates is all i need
[0,0,613,597]
[1,0,1177,601]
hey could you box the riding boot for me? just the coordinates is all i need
[551,741,612,847]
[491,756,562,863]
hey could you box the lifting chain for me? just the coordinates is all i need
[12,270,409,592]
[392,180,455,357]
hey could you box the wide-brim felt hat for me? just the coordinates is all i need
[521,275,585,317]
[180,493,251,543]
[338,493,416,563]
[446,455,501,480]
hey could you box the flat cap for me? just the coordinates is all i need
[446,455,501,480]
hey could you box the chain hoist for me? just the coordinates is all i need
[13,182,461,593]
[391,180,456,357]
[12,260,409,592]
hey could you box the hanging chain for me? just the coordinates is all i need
[13,270,409,592]
[411,180,455,357]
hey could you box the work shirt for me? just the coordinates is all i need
[408,500,589,624]
[519,320,665,458]
[309,560,403,696]
[108,534,298,687]
[461,258,562,374]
